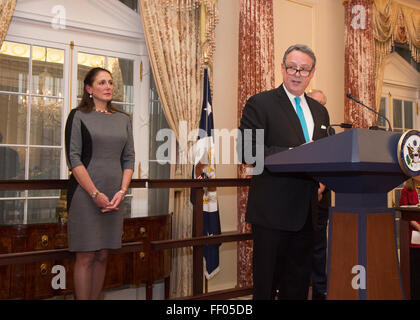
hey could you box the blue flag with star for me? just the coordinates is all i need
[192,68,221,279]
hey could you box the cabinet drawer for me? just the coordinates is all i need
[27,228,56,251]
[123,223,149,242]
[25,261,55,299]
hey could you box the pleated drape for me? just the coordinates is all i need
[139,0,218,298]
[237,0,275,288]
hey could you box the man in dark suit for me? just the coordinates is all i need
[307,89,330,300]
[238,44,330,299]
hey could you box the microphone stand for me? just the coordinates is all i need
[346,93,393,132]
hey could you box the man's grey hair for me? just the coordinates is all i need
[307,89,327,105]
[282,44,316,69]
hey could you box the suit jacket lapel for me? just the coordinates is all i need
[306,95,321,140]
[277,84,306,144]
[306,95,329,140]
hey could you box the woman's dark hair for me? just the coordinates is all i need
[77,67,118,113]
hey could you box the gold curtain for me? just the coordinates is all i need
[237,0,275,288]
[139,0,218,298]
[0,0,17,47]
[373,0,420,110]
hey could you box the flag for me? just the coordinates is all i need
[192,68,221,280]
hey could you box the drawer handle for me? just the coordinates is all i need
[41,235,49,248]
[139,252,146,261]
[139,227,147,236]
[40,263,48,275]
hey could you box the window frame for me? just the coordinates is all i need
[379,95,417,133]
[1,0,175,223]
[1,36,153,224]
[0,37,69,224]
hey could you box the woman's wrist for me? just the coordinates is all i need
[90,190,100,198]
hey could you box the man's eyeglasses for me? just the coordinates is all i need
[285,66,313,77]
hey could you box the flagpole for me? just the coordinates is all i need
[199,1,220,290]
[204,66,209,294]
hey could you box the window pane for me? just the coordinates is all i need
[0,41,29,93]
[393,99,402,129]
[148,162,170,216]
[29,189,60,198]
[0,146,25,198]
[121,196,132,219]
[0,93,27,145]
[148,74,170,216]
[27,198,59,224]
[32,46,64,97]
[30,97,63,146]
[378,97,386,127]
[404,101,413,129]
[0,146,24,180]
[0,199,24,225]
[27,148,60,198]
[108,57,133,103]
[29,148,60,179]
[113,102,134,116]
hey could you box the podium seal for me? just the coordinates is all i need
[398,129,420,176]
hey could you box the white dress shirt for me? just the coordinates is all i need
[283,85,314,141]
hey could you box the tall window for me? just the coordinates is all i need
[393,99,413,132]
[0,41,64,224]
[148,76,170,216]
[0,0,159,225]
[378,96,415,133]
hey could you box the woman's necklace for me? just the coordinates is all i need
[94,108,111,114]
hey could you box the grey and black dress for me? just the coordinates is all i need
[64,109,135,252]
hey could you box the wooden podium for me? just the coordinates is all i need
[265,129,407,299]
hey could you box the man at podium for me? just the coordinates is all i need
[238,44,330,299]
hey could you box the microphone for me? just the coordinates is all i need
[327,123,353,136]
[346,93,392,132]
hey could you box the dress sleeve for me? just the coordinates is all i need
[121,117,135,171]
[65,109,84,170]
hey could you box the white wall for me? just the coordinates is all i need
[274,0,345,128]
[209,0,240,292]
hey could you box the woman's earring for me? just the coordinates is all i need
[89,94,93,98]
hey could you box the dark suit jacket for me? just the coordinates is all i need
[238,84,330,231]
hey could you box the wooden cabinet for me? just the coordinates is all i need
[0,215,171,299]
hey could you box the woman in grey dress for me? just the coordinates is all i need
[64,67,135,300]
